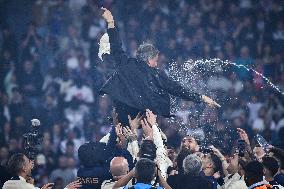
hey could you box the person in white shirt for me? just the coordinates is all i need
[3,153,53,189]
[3,153,81,189]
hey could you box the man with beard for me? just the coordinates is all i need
[167,136,200,188]
[98,8,220,126]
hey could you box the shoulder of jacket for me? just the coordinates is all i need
[227,180,247,189]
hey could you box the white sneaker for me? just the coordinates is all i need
[98,33,110,61]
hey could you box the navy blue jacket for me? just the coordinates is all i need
[275,173,284,186]
[77,165,111,189]
[77,126,134,189]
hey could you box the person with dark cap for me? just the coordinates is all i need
[244,160,283,189]
[98,8,220,126]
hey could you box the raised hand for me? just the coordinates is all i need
[141,118,153,140]
[101,7,114,23]
[237,128,250,145]
[209,145,225,160]
[145,109,157,126]
[128,112,143,132]
[123,126,138,142]
[26,176,35,185]
[115,123,127,148]
[202,95,221,108]
[41,183,54,189]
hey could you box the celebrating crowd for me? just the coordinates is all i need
[2,109,284,189]
[0,0,284,188]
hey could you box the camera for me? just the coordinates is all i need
[236,139,246,157]
[23,119,44,160]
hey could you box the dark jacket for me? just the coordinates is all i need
[200,171,218,189]
[77,165,111,189]
[168,174,212,189]
[100,27,202,117]
[77,127,134,189]
[274,173,284,186]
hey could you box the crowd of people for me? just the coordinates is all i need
[2,109,284,189]
[0,0,284,188]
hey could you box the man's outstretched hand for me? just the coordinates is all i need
[101,8,115,28]
[65,180,82,189]
[202,95,221,108]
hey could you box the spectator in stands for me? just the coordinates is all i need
[0,0,284,187]
[49,155,76,187]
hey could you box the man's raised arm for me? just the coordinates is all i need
[101,8,128,67]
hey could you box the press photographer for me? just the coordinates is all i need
[2,119,81,189]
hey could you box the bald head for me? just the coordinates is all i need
[110,157,129,179]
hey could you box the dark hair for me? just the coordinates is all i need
[269,147,284,170]
[139,140,157,161]
[78,142,107,167]
[244,161,264,183]
[186,135,201,145]
[135,158,156,183]
[7,153,26,175]
[262,156,279,176]
[136,43,159,62]
[211,153,223,173]
[176,149,192,174]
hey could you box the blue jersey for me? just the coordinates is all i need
[123,183,164,189]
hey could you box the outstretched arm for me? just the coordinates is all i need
[101,8,128,67]
[158,71,220,107]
